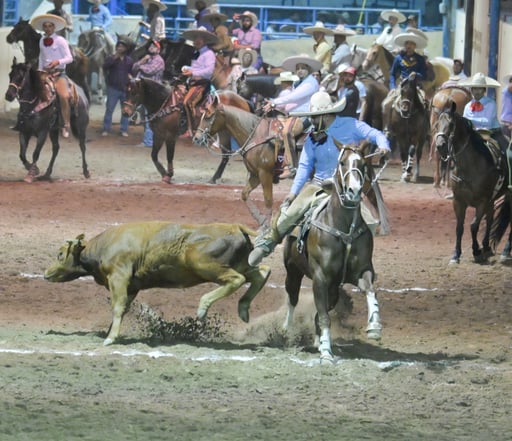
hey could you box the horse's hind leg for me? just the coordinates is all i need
[38,129,60,181]
[359,270,382,340]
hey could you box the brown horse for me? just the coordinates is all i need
[429,86,472,188]
[282,140,382,362]
[6,17,90,102]
[193,97,291,227]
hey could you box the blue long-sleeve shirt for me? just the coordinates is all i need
[86,4,112,31]
[291,117,390,195]
[389,51,427,89]
[463,96,500,130]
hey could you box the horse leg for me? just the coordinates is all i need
[25,130,50,182]
[359,270,382,340]
[97,67,104,104]
[259,168,274,228]
[477,205,495,262]
[161,136,176,184]
[242,173,268,227]
[209,131,231,184]
[450,201,466,264]
[18,132,32,172]
[313,278,336,363]
[39,129,60,181]
[282,237,305,331]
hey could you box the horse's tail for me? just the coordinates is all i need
[490,194,511,252]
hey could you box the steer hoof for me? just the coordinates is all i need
[238,302,250,323]
[197,307,208,321]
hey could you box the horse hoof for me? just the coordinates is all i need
[367,328,382,341]
[319,353,336,365]
[23,175,34,183]
[161,175,172,184]
[449,257,460,265]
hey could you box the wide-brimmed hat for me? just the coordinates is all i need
[290,91,346,117]
[182,27,219,45]
[405,27,429,42]
[239,11,258,29]
[239,48,258,66]
[380,9,406,23]
[31,14,67,32]
[394,32,428,50]
[282,53,322,73]
[303,21,334,36]
[332,24,356,36]
[142,0,167,10]
[459,72,501,88]
[201,12,228,23]
[274,71,299,85]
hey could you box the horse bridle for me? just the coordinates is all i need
[434,111,469,162]
[334,146,366,208]
[8,67,35,104]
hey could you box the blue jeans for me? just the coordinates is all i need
[143,110,153,146]
[102,86,129,133]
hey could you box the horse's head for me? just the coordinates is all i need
[193,94,223,145]
[398,72,420,117]
[122,79,143,118]
[6,18,30,44]
[362,43,380,71]
[350,44,367,72]
[332,139,370,205]
[5,58,31,102]
[434,101,457,160]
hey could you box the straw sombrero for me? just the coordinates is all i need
[459,72,501,88]
[274,71,299,85]
[282,53,322,73]
[201,12,228,23]
[303,21,334,36]
[239,11,258,29]
[290,91,346,117]
[141,0,167,10]
[332,24,356,36]
[182,27,219,45]
[30,14,67,32]
[239,48,258,66]
[394,32,428,50]
[380,9,406,23]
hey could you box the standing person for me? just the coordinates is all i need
[329,24,356,74]
[83,0,115,49]
[375,9,405,52]
[139,0,167,41]
[181,28,217,138]
[101,38,134,137]
[501,73,512,139]
[203,12,234,63]
[303,21,333,75]
[230,11,263,70]
[31,14,74,138]
[46,0,73,39]
[248,91,390,266]
[460,73,508,152]
[132,40,165,147]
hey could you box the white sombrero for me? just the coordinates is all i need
[405,27,429,41]
[290,91,346,117]
[239,11,258,29]
[303,21,334,36]
[202,12,228,23]
[274,71,299,85]
[142,0,167,10]
[30,14,67,32]
[380,9,406,23]
[332,24,356,36]
[459,72,501,88]
[282,53,322,73]
[182,27,219,45]
[394,32,428,50]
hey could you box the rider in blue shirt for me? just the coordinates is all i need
[389,32,427,89]
[248,91,390,266]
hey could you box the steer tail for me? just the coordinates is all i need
[490,194,511,252]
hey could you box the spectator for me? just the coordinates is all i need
[230,10,263,69]
[336,64,366,120]
[193,0,213,32]
[101,37,134,138]
[303,21,333,75]
[203,12,234,63]
[46,0,73,39]
[132,40,165,147]
[31,14,74,138]
[329,24,356,74]
[501,73,512,139]
[375,9,405,52]
[83,0,115,49]
[181,28,218,138]
[139,0,167,41]
[452,58,467,80]
[239,48,259,75]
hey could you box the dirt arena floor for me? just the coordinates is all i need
[0,103,511,440]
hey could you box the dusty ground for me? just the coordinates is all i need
[0,103,511,440]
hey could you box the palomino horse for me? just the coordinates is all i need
[122,78,186,183]
[194,98,302,227]
[435,102,509,264]
[383,72,430,182]
[429,86,472,188]
[6,17,90,102]
[77,29,115,103]
[5,59,90,182]
[282,140,382,362]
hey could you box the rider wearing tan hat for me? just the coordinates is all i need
[303,21,334,74]
[140,0,167,41]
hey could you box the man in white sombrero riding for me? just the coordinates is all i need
[303,21,334,75]
[330,24,357,74]
[248,91,390,266]
[31,14,74,138]
[139,0,167,41]
[375,9,406,52]
[181,27,218,138]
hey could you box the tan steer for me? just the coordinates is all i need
[45,222,271,345]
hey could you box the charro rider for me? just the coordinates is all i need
[303,21,333,75]
[181,27,218,138]
[31,14,74,138]
[248,91,390,266]
[375,8,406,53]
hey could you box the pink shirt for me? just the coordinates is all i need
[232,27,262,50]
[38,33,73,70]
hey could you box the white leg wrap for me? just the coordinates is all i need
[319,328,333,360]
[366,290,382,340]
[283,303,295,331]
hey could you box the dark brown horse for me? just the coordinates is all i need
[6,17,90,102]
[429,86,472,188]
[383,72,430,182]
[282,140,382,362]
[434,102,508,264]
[77,29,115,103]
[5,59,90,182]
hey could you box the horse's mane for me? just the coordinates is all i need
[456,113,495,164]
[223,103,259,131]
[142,78,173,102]
[27,65,46,101]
